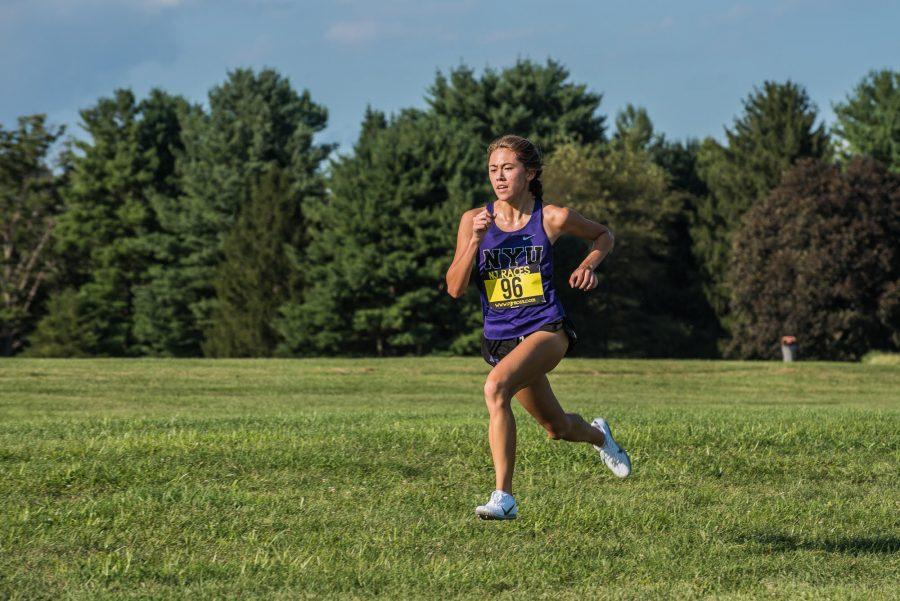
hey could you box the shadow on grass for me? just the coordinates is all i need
[747,533,900,555]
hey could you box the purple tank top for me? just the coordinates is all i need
[476,198,565,339]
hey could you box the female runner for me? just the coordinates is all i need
[445,135,631,520]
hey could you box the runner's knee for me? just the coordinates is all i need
[484,373,511,411]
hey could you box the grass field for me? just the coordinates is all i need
[1,358,898,600]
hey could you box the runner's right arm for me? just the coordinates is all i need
[446,208,493,298]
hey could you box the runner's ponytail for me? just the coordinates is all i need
[528,173,543,201]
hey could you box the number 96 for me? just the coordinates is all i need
[500,276,523,299]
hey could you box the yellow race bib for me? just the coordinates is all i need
[483,262,546,309]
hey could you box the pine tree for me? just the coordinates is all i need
[20,288,95,357]
[276,109,483,356]
[652,138,708,198]
[833,69,900,173]
[693,81,830,337]
[137,68,331,356]
[427,59,606,153]
[612,104,658,153]
[203,166,303,357]
[37,89,188,356]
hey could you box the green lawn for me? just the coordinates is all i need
[1,358,898,600]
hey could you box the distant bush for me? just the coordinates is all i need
[21,288,94,357]
[861,351,900,365]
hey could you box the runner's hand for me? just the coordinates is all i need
[472,209,494,242]
[569,267,598,291]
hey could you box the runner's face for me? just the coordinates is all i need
[488,148,533,201]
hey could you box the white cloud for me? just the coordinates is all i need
[233,33,273,63]
[329,0,476,15]
[133,0,185,12]
[656,15,675,31]
[0,0,186,15]
[325,20,384,44]
[700,2,754,27]
[635,15,675,35]
[724,3,752,21]
[480,27,537,45]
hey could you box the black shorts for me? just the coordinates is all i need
[481,318,578,367]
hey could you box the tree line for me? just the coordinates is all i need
[1,61,898,360]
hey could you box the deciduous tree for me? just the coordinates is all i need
[693,81,830,336]
[728,158,900,360]
[544,142,703,356]
[0,116,64,356]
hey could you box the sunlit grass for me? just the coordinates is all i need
[1,358,898,599]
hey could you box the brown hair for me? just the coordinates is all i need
[486,135,543,200]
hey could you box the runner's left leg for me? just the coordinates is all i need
[515,375,605,445]
[483,329,571,493]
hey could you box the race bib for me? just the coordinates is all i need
[483,263,545,309]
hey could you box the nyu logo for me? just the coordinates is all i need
[482,246,544,269]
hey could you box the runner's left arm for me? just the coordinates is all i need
[544,205,614,291]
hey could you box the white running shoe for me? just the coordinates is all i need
[475,490,518,520]
[591,417,632,478]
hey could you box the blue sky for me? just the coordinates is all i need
[1,0,897,152]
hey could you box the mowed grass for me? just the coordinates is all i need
[1,358,898,600]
